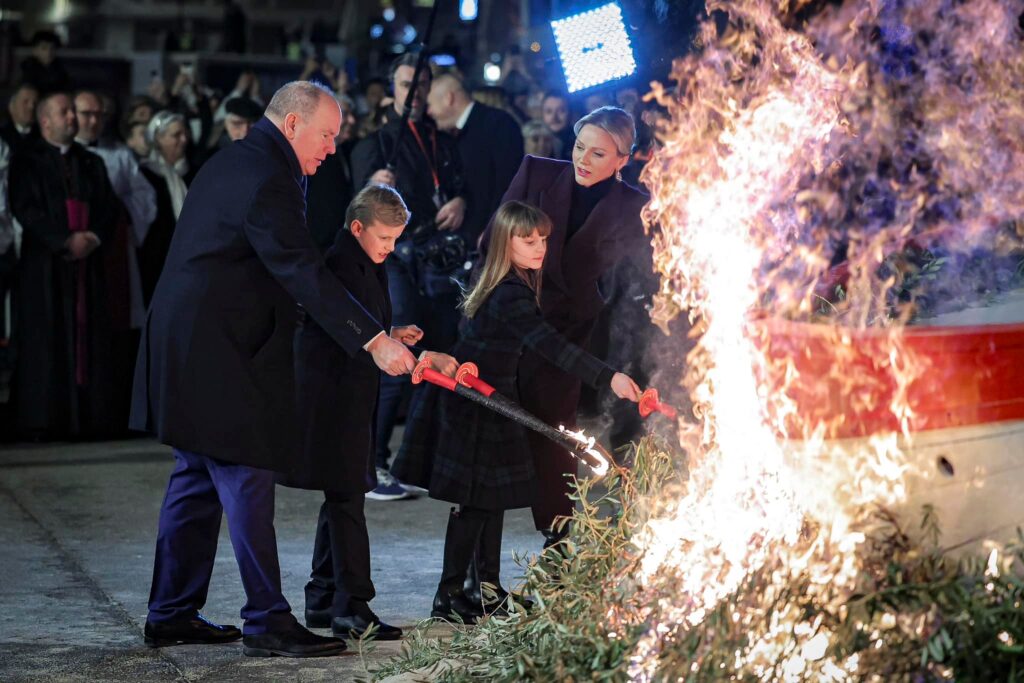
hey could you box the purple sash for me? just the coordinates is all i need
[66,198,90,386]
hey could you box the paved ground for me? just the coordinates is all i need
[0,436,541,682]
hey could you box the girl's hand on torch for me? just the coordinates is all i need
[425,351,459,378]
[611,372,642,402]
[391,324,424,346]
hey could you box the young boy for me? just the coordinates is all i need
[281,184,457,639]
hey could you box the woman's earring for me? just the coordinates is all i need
[615,169,623,182]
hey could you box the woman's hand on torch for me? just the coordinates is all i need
[610,372,642,402]
[390,324,424,346]
[424,351,459,378]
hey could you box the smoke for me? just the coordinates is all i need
[643,0,1024,332]
[784,0,1024,326]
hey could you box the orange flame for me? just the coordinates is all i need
[619,0,1024,677]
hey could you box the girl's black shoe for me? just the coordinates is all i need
[431,586,484,624]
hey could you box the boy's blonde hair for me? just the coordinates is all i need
[461,201,552,318]
[345,184,411,230]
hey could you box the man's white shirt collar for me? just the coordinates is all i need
[455,101,475,131]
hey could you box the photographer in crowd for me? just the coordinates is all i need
[350,53,467,500]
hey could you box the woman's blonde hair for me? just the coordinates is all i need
[461,201,553,318]
[572,105,636,156]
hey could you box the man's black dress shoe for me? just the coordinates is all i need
[331,612,403,641]
[465,584,535,616]
[242,621,347,658]
[304,607,332,629]
[144,614,241,647]
[431,587,483,624]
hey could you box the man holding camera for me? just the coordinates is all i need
[350,53,467,500]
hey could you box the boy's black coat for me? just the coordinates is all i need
[282,229,391,493]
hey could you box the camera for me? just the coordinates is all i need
[417,231,467,272]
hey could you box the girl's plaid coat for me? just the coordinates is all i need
[391,274,614,510]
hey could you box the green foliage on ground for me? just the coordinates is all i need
[367,438,1024,682]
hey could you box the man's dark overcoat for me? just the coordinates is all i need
[10,137,120,436]
[281,229,390,493]
[391,274,613,511]
[129,117,384,471]
[479,155,649,528]
[305,139,355,253]
[456,102,523,242]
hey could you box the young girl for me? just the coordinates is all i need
[391,200,641,622]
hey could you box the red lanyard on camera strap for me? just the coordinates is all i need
[407,120,440,193]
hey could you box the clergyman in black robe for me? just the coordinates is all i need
[10,92,121,438]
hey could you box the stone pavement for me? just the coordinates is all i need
[0,437,539,682]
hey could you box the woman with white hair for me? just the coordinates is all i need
[138,110,193,303]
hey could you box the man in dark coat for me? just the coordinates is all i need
[19,31,71,96]
[542,91,575,161]
[1,82,40,154]
[10,92,121,439]
[130,81,417,658]
[285,183,456,640]
[200,95,263,166]
[426,73,524,245]
[350,53,468,496]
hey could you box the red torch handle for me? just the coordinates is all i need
[657,401,678,419]
[639,388,659,418]
[639,388,678,419]
[455,362,496,397]
[412,358,458,391]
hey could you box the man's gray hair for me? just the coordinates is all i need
[265,81,334,122]
[433,71,468,97]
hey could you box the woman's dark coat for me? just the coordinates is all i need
[479,155,649,528]
[281,230,390,494]
[137,165,190,306]
[391,274,614,511]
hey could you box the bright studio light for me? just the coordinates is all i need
[459,0,478,21]
[551,2,636,93]
[483,62,502,83]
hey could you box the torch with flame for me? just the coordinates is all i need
[412,359,611,476]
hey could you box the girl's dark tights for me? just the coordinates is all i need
[438,505,502,590]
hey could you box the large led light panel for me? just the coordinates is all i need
[551,3,637,93]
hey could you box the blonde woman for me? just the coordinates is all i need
[478,106,649,549]
[392,200,640,622]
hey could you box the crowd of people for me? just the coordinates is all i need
[0,31,664,658]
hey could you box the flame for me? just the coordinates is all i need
[618,0,1024,678]
[559,425,610,476]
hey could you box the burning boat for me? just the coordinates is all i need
[763,291,1024,555]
